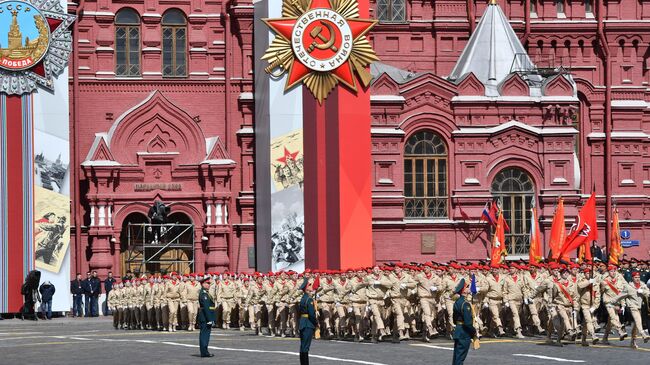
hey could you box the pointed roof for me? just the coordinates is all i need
[448,1,534,95]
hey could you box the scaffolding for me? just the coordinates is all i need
[124,223,195,275]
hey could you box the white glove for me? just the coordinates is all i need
[589,307,596,314]
[335,302,341,307]
[638,289,644,294]
[505,301,510,308]
[400,284,406,290]
[347,307,353,313]
[316,294,321,299]
[365,306,370,313]
[429,286,438,292]
[374,280,380,286]
[207,321,213,325]
[523,298,529,305]
[483,303,489,309]
[475,286,481,293]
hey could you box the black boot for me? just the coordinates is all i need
[300,352,309,365]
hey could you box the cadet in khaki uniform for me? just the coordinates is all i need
[219,272,237,330]
[273,272,290,336]
[522,263,546,334]
[540,268,576,346]
[317,273,337,338]
[484,267,506,336]
[441,266,463,335]
[143,277,155,329]
[153,277,165,330]
[263,274,277,335]
[123,280,135,329]
[237,278,250,331]
[576,268,600,345]
[248,274,266,335]
[388,265,417,341]
[502,265,525,338]
[615,271,650,348]
[289,273,303,337]
[108,282,120,329]
[185,274,201,331]
[364,266,392,343]
[333,271,352,339]
[600,264,628,343]
[165,274,182,332]
[135,279,146,329]
[416,263,441,341]
[348,268,368,342]
[179,275,189,330]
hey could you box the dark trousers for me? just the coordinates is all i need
[41,300,52,319]
[73,295,84,317]
[299,327,314,353]
[90,296,99,316]
[199,322,212,356]
[452,338,470,365]
[84,295,92,317]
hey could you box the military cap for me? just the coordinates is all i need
[454,278,466,294]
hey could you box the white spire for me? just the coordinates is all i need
[448,1,534,96]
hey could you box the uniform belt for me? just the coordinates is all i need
[300,314,309,318]
[209,307,215,310]
[455,321,464,325]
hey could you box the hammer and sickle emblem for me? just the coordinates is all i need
[307,21,338,53]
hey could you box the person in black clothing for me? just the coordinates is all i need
[104,271,116,316]
[70,273,84,317]
[39,281,56,320]
[82,272,93,317]
[21,270,41,321]
[89,271,101,317]
[590,241,605,263]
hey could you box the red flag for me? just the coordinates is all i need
[609,208,623,264]
[549,197,566,260]
[559,192,598,257]
[529,201,542,263]
[490,210,507,267]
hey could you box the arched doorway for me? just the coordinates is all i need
[490,167,535,256]
[120,212,148,277]
[120,210,194,276]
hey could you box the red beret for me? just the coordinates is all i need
[632,271,641,277]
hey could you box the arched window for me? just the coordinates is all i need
[404,131,448,218]
[162,9,187,77]
[376,0,405,23]
[491,167,535,256]
[531,0,538,15]
[556,0,565,16]
[115,8,141,76]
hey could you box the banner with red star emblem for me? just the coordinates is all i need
[262,0,378,103]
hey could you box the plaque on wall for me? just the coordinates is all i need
[421,233,436,254]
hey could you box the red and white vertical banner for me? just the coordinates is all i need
[0,0,74,313]
[260,0,377,270]
[0,94,35,313]
[254,0,305,273]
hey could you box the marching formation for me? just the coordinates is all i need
[107,259,650,348]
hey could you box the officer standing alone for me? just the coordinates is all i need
[198,277,216,358]
[298,276,319,365]
[452,278,476,365]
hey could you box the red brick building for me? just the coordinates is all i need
[70,0,650,277]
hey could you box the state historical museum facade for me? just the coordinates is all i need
[70,0,650,277]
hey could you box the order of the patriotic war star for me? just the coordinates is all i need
[1,0,650,364]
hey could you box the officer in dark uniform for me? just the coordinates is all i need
[452,278,476,365]
[197,277,216,358]
[298,276,319,365]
